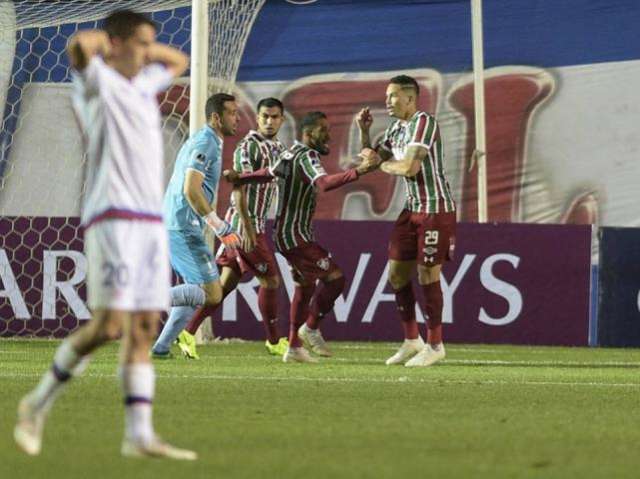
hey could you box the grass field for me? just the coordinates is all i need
[2,339,640,479]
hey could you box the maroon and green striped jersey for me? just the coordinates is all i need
[225,130,285,234]
[379,111,455,214]
[270,141,327,252]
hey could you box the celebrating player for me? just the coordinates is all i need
[225,111,379,363]
[178,97,289,358]
[14,11,194,459]
[151,93,241,360]
[357,75,456,367]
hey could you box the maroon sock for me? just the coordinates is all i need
[184,288,232,335]
[258,286,279,344]
[421,282,444,345]
[306,276,345,330]
[289,285,315,348]
[394,283,420,339]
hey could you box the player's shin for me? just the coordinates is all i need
[394,283,420,340]
[152,306,195,355]
[119,363,155,445]
[421,282,444,345]
[306,276,345,330]
[289,286,314,347]
[258,286,279,344]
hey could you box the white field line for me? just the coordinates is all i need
[1,371,639,388]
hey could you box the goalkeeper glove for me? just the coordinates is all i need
[203,211,241,249]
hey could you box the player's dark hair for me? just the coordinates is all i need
[389,75,420,96]
[299,111,327,136]
[104,10,156,40]
[205,93,236,119]
[257,97,284,115]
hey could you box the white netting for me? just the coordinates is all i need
[0,0,264,336]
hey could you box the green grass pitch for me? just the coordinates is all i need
[1,339,640,479]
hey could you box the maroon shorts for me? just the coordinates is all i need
[388,209,456,266]
[216,233,279,277]
[280,242,340,284]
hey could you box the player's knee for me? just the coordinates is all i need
[418,265,441,285]
[97,315,123,342]
[259,275,280,289]
[325,273,345,292]
[388,269,410,290]
[203,289,223,307]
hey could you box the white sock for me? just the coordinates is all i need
[119,363,155,445]
[406,337,424,345]
[30,341,80,412]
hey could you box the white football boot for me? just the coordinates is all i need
[298,324,332,357]
[282,346,319,363]
[121,436,197,460]
[385,337,425,365]
[14,395,46,456]
[404,343,446,367]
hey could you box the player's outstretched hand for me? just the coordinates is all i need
[223,169,240,185]
[356,107,373,131]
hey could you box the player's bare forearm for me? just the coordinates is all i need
[224,168,274,186]
[360,129,372,149]
[67,30,110,70]
[232,186,251,229]
[356,107,374,148]
[147,43,189,78]
[380,146,423,177]
[184,170,213,216]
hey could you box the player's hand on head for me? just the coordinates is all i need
[223,169,240,185]
[356,107,373,130]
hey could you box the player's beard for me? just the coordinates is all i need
[316,143,330,155]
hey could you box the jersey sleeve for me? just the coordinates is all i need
[299,150,327,184]
[233,139,259,174]
[136,63,174,95]
[408,113,438,149]
[71,56,106,100]
[186,140,217,176]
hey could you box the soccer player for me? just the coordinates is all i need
[357,75,456,367]
[178,97,289,357]
[150,93,242,360]
[225,111,379,363]
[14,11,195,459]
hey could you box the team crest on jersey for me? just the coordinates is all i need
[316,257,330,271]
[195,153,206,164]
[255,263,268,274]
[423,246,438,256]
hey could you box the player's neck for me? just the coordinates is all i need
[399,107,417,121]
[209,122,225,141]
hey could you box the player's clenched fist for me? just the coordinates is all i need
[356,107,373,131]
[223,169,240,185]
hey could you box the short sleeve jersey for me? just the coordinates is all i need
[71,56,173,225]
[270,141,327,252]
[379,111,455,213]
[225,130,285,234]
[163,125,223,231]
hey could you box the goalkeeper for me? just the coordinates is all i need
[152,93,241,358]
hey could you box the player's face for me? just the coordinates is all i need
[256,106,284,139]
[385,83,413,120]
[112,24,156,78]
[310,118,331,155]
[219,101,239,136]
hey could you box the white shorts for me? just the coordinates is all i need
[85,220,171,311]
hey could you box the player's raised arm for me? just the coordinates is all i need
[67,30,110,71]
[147,42,189,78]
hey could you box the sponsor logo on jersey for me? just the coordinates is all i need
[423,246,438,255]
[255,263,268,274]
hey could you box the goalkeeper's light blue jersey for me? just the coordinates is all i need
[164,125,223,231]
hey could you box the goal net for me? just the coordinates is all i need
[0,0,265,337]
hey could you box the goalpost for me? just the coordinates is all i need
[0,0,265,338]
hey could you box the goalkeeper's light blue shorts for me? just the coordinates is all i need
[168,228,219,284]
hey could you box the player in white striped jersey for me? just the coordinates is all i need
[358,75,456,367]
[14,11,195,460]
